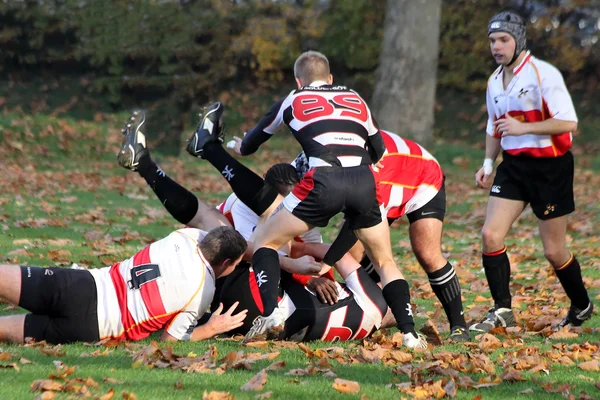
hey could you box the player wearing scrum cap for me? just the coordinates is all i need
[471,11,594,333]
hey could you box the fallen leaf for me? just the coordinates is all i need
[35,392,56,400]
[40,346,66,357]
[244,341,270,349]
[122,391,137,400]
[518,388,534,394]
[477,333,502,351]
[20,357,33,364]
[255,392,272,399]
[99,389,115,400]
[241,369,268,391]
[173,377,184,390]
[443,379,457,398]
[419,320,442,346]
[30,380,64,392]
[501,368,526,382]
[549,330,579,340]
[578,360,599,371]
[8,248,34,257]
[202,391,234,400]
[266,360,286,371]
[332,378,360,394]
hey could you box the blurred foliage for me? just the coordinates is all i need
[0,0,597,117]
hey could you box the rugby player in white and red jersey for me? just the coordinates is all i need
[0,226,248,344]
[470,11,593,333]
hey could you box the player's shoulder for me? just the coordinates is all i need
[167,228,207,248]
[527,55,563,79]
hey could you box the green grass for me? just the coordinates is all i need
[0,97,599,399]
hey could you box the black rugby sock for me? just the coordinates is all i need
[137,155,198,225]
[203,142,278,216]
[251,248,281,316]
[554,255,590,310]
[427,262,466,329]
[382,279,416,335]
[482,247,512,309]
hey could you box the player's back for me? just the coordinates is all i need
[280,85,379,169]
[90,228,215,340]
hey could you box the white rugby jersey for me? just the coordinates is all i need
[88,228,215,341]
[216,193,322,244]
[486,51,577,157]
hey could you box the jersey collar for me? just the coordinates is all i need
[512,50,531,75]
[308,80,329,87]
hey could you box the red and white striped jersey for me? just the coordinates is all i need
[486,51,577,157]
[378,130,444,219]
[88,228,216,341]
[216,193,323,244]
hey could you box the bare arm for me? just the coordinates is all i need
[495,115,577,137]
[476,135,502,189]
[160,303,247,342]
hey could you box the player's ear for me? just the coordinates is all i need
[328,74,333,85]
[295,77,303,88]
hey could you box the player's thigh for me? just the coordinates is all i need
[0,264,23,305]
[538,215,570,264]
[481,196,526,250]
[17,266,60,315]
[252,206,313,250]
[0,314,26,343]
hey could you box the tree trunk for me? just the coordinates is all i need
[371,0,441,146]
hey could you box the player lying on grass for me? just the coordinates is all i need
[0,226,248,344]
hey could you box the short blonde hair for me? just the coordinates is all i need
[293,51,330,86]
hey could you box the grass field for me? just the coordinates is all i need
[0,96,599,399]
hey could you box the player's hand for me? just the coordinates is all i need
[227,136,244,156]
[494,114,526,137]
[206,302,248,335]
[289,255,322,275]
[475,166,492,189]
[307,277,339,305]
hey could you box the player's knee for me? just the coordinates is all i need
[481,225,504,250]
[413,248,444,273]
[544,248,568,267]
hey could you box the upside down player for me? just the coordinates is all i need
[116,111,394,342]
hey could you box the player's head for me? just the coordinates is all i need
[199,226,247,277]
[294,51,333,88]
[488,11,527,66]
[264,163,300,196]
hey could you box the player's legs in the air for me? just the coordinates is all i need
[117,110,229,230]
[187,102,281,218]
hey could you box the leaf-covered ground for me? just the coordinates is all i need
[0,108,599,400]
